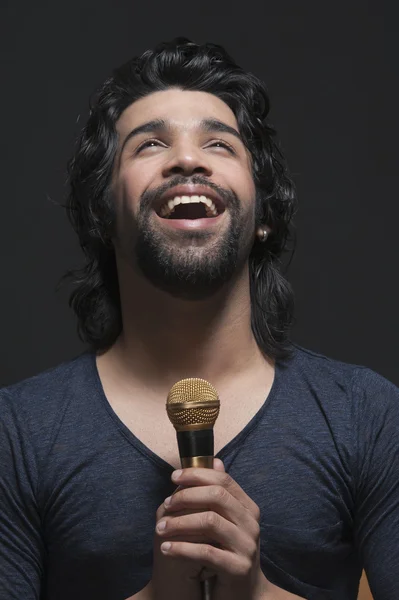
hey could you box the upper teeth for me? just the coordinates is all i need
[159,195,218,218]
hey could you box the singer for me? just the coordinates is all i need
[0,37,398,600]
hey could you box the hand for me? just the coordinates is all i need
[155,459,266,600]
[150,463,223,600]
[151,514,203,600]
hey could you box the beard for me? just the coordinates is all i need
[132,176,251,300]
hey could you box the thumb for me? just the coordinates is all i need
[213,458,225,472]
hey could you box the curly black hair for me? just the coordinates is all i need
[63,37,298,360]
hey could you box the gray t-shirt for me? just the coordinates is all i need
[0,344,398,600]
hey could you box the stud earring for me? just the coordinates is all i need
[256,226,269,243]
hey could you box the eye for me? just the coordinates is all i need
[208,140,235,154]
[136,139,165,153]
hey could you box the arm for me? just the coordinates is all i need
[0,390,44,598]
[352,368,399,599]
[125,457,305,600]
[152,463,305,600]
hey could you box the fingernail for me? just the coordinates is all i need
[156,521,166,533]
[172,469,182,481]
[164,496,172,507]
[161,542,172,553]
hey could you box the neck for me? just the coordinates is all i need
[101,257,271,393]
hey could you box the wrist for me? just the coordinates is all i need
[254,569,270,599]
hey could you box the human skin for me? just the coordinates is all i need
[97,88,303,599]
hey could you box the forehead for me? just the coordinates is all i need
[116,88,239,136]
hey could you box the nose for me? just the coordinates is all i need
[162,142,213,178]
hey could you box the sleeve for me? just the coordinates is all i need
[0,389,44,598]
[352,367,399,599]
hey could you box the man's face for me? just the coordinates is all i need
[112,88,257,299]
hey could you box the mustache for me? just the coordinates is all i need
[138,174,240,214]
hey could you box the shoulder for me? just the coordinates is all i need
[290,343,364,377]
[288,343,399,411]
[0,352,97,432]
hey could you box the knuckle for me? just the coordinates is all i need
[237,557,252,577]
[211,485,228,503]
[201,544,216,562]
[252,520,261,542]
[253,504,261,522]
[191,468,201,481]
[248,539,258,561]
[202,511,219,530]
[179,488,189,506]
[172,516,182,530]
[221,473,232,488]
[239,534,258,562]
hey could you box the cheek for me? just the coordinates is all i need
[235,175,257,237]
[225,161,255,200]
[234,174,256,217]
[114,168,144,219]
[110,183,140,248]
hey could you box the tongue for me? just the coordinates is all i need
[169,203,209,220]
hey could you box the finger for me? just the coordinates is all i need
[157,500,209,524]
[171,468,260,520]
[156,502,167,522]
[213,458,225,472]
[160,540,252,578]
[156,503,195,522]
[163,485,259,537]
[156,511,257,557]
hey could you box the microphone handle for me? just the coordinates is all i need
[181,456,214,468]
[201,578,214,600]
[177,429,214,465]
[176,429,216,599]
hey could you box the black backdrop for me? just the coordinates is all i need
[1,1,398,386]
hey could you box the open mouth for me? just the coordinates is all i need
[157,195,225,220]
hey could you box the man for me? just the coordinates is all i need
[0,37,398,600]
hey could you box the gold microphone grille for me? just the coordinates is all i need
[166,378,220,431]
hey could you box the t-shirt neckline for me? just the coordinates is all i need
[87,350,289,473]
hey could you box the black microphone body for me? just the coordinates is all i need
[177,429,214,468]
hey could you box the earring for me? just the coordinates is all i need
[256,226,269,243]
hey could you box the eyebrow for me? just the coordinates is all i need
[119,117,243,155]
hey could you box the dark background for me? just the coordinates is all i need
[1,1,398,387]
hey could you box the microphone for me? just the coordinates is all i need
[166,378,220,468]
[166,378,221,600]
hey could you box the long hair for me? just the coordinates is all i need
[63,37,298,360]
